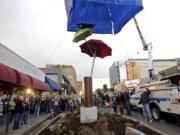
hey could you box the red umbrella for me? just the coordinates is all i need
[80,39,112,76]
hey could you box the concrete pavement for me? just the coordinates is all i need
[99,107,180,135]
[128,111,180,135]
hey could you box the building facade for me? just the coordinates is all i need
[46,65,77,82]
[0,43,50,95]
[75,81,83,94]
[40,65,77,94]
[109,62,120,87]
[125,59,176,80]
[0,43,45,81]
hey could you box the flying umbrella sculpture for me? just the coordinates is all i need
[65,0,143,34]
[73,27,93,43]
[79,39,112,76]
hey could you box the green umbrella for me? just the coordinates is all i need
[73,28,93,43]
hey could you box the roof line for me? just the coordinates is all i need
[0,43,41,70]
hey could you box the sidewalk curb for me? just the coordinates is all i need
[122,116,166,135]
[22,114,50,135]
[33,113,63,135]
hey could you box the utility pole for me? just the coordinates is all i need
[133,17,154,80]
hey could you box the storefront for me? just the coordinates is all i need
[0,63,50,96]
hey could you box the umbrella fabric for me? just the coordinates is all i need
[65,0,143,34]
[79,39,112,58]
[73,28,93,43]
[80,39,112,76]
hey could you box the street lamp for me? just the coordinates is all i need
[79,90,83,96]
[26,88,32,95]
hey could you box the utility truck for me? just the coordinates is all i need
[130,80,180,121]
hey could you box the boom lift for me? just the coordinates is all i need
[133,17,154,80]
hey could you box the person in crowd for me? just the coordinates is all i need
[102,94,106,106]
[13,95,23,130]
[123,87,131,115]
[40,95,45,113]
[93,94,97,106]
[116,92,124,115]
[23,97,30,124]
[112,96,117,113]
[2,95,8,115]
[69,97,73,112]
[34,95,41,117]
[8,96,16,123]
[138,88,153,122]
[53,96,59,116]
[29,96,35,114]
[19,96,25,126]
[46,95,51,113]
[64,96,69,112]
[0,96,3,125]
[44,96,49,113]
[60,96,65,112]
[105,94,109,104]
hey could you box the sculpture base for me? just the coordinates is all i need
[80,106,97,123]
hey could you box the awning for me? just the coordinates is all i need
[16,71,32,87]
[45,76,60,91]
[0,63,17,84]
[30,76,50,91]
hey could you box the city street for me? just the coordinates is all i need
[99,107,180,135]
[129,111,180,135]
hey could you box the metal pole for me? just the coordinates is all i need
[84,76,93,107]
[148,43,154,79]
[90,55,96,76]
[148,43,153,70]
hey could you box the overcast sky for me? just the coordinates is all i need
[0,0,180,89]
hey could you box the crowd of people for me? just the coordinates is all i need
[0,87,153,134]
[0,93,82,131]
[97,87,153,123]
[95,89,131,115]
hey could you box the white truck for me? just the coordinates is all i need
[130,80,180,121]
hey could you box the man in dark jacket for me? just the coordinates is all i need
[13,96,23,129]
[116,92,124,115]
[138,88,153,122]
[124,88,131,115]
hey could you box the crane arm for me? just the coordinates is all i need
[133,17,148,51]
[133,17,155,80]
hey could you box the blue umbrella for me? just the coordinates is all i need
[65,0,143,34]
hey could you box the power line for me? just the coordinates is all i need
[114,35,131,60]
[46,31,68,64]
[0,0,61,41]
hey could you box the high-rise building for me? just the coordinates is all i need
[109,62,120,86]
